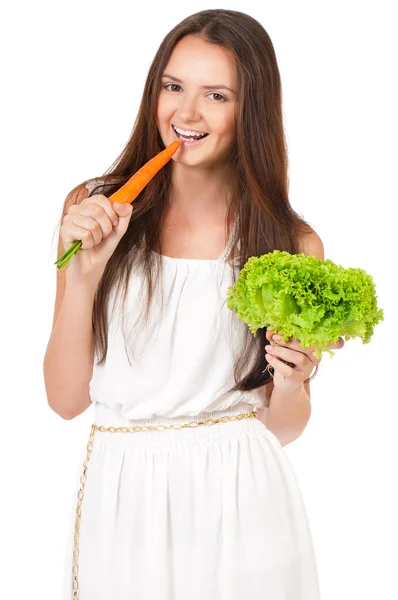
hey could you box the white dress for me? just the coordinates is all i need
[61,183,321,599]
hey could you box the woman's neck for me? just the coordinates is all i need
[168,162,232,226]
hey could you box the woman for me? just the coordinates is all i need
[46,9,344,600]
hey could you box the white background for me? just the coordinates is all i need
[1,1,396,598]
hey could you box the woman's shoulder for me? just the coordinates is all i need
[297,227,325,260]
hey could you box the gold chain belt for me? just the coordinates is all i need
[71,410,257,599]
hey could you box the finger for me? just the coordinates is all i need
[83,195,120,226]
[67,198,116,225]
[271,335,318,359]
[112,202,134,233]
[265,329,274,343]
[69,215,104,246]
[266,329,282,348]
[79,204,115,238]
[266,344,313,371]
[327,337,345,350]
[265,330,274,349]
[273,340,319,363]
[61,222,95,250]
[266,353,302,381]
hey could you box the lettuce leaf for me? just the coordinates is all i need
[226,250,384,359]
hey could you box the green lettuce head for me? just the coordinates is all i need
[226,250,384,359]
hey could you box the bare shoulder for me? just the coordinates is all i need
[297,227,325,260]
[64,182,91,210]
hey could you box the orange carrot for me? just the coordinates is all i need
[109,140,182,204]
[54,140,182,270]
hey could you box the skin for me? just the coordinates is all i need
[265,328,345,393]
[157,34,238,228]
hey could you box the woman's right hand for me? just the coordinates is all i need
[60,194,134,285]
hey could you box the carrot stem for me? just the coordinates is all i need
[54,240,82,268]
[54,140,181,270]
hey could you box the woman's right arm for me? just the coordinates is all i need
[43,183,133,419]
[43,277,97,419]
[43,185,95,420]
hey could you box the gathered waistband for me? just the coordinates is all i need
[71,401,261,597]
[94,401,257,429]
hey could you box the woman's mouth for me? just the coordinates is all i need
[172,125,209,147]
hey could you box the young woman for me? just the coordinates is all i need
[45,9,344,600]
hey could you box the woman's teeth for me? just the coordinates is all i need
[173,125,209,142]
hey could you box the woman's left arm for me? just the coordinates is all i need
[259,230,345,446]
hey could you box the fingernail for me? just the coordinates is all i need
[273,335,281,341]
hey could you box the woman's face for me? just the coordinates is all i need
[157,35,238,168]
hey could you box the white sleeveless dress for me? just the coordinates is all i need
[60,182,321,599]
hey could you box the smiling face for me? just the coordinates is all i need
[157,35,238,168]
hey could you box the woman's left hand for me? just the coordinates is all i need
[265,329,345,392]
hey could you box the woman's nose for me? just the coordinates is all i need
[176,94,201,121]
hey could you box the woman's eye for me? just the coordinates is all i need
[163,83,181,92]
[163,84,226,102]
[208,92,226,102]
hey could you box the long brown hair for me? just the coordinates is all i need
[56,9,319,397]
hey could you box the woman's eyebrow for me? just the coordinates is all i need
[161,73,236,94]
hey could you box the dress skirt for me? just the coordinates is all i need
[61,401,321,599]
